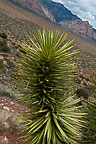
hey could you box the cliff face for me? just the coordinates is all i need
[7,0,56,22]
[41,0,96,43]
[41,0,79,22]
[7,0,96,43]
[8,0,44,15]
[59,20,96,42]
[7,0,79,22]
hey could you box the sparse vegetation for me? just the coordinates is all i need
[93,72,96,86]
[0,0,96,143]
[0,59,5,71]
[81,98,96,144]
[0,82,15,98]
[0,32,7,39]
[75,88,89,99]
[0,44,10,53]
[0,35,10,53]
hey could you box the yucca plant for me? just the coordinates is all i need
[81,72,96,144]
[13,29,85,144]
[81,98,96,144]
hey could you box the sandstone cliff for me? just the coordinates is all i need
[59,19,96,42]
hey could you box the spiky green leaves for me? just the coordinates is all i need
[13,29,84,144]
[93,72,96,86]
[81,98,96,144]
[22,96,84,144]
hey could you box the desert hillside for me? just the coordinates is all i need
[0,0,96,91]
[0,0,96,143]
[0,0,96,56]
[6,0,96,43]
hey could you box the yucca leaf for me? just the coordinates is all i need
[63,98,81,108]
[53,115,68,142]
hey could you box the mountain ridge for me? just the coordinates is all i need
[0,0,96,91]
[0,1,96,143]
[7,0,96,44]
[41,0,96,43]
[0,0,96,56]
[41,0,79,22]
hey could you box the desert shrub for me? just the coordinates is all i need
[0,32,7,39]
[80,74,84,79]
[0,37,10,53]
[0,82,15,99]
[93,72,96,86]
[0,38,7,46]
[85,77,90,81]
[75,88,89,99]
[0,39,4,46]
[0,59,5,71]
[0,44,10,53]
[12,42,18,49]
[12,29,85,144]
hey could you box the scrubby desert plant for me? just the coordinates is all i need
[0,32,7,39]
[13,29,85,144]
[0,82,15,98]
[0,38,10,53]
[0,59,5,71]
[75,88,89,99]
[0,44,10,53]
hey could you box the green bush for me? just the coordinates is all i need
[0,59,4,68]
[13,29,85,144]
[93,72,96,86]
[0,38,10,53]
[12,42,18,49]
[0,32,7,39]
[75,88,89,99]
[0,44,10,53]
[0,59,5,71]
[0,38,7,46]
[0,81,15,99]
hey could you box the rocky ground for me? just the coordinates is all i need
[0,1,96,143]
[0,96,27,144]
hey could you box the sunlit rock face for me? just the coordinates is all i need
[7,0,96,43]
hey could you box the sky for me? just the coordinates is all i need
[52,0,96,29]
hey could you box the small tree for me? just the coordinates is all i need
[13,29,85,144]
